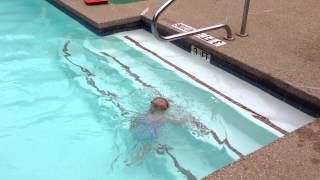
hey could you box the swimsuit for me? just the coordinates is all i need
[131,113,164,143]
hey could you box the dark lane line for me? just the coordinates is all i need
[156,144,197,180]
[189,118,243,157]
[100,51,153,88]
[62,40,129,116]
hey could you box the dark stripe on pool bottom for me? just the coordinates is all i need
[157,144,197,180]
[189,118,243,157]
[100,52,153,88]
[62,41,129,116]
[124,36,288,135]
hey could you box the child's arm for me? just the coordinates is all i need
[166,115,189,126]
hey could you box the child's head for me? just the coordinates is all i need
[151,97,169,111]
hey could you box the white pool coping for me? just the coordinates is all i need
[112,29,313,134]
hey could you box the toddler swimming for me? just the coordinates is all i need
[130,97,187,142]
[126,97,187,165]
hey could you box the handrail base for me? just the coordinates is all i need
[224,36,235,41]
[236,32,249,37]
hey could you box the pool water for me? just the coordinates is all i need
[0,0,279,180]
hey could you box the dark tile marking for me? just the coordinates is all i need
[63,41,96,77]
[86,76,116,97]
[124,35,289,135]
[189,117,244,157]
[63,41,130,116]
[156,144,197,180]
[100,52,153,88]
[110,154,121,170]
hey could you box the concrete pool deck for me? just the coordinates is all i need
[48,0,320,179]
[205,119,320,180]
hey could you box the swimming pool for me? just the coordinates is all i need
[0,0,312,180]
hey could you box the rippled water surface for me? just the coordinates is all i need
[0,1,279,180]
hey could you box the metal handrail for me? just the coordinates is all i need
[151,0,235,41]
[236,0,251,37]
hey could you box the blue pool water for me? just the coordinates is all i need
[0,1,279,179]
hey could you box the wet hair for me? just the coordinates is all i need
[151,97,169,110]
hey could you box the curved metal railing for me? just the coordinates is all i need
[151,0,251,41]
[151,0,234,41]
